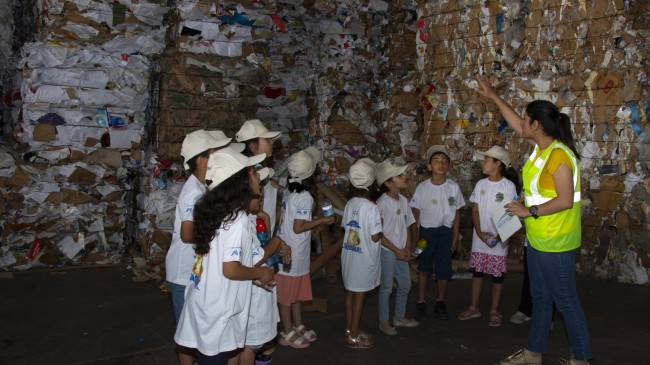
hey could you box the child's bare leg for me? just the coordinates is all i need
[345,290,353,332]
[349,291,366,337]
[469,276,483,310]
[236,346,255,365]
[417,272,429,301]
[291,301,302,327]
[490,282,503,314]
[437,279,448,301]
[178,345,196,365]
[279,303,293,334]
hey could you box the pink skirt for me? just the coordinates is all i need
[275,273,313,306]
[469,252,507,277]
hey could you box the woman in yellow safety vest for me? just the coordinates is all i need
[475,75,592,365]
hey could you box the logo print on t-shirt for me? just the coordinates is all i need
[448,197,456,206]
[431,198,438,205]
[495,192,504,202]
[343,220,362,253]
[396,208,401,215]
[480,189,486,196]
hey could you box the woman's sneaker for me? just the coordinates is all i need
[500,349,542,365]
[510,311,531,324]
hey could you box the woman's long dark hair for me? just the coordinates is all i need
[526,100,580,159]
[193,168,253,255]
[495,159,522,196]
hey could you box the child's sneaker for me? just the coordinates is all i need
[510,311,531,324]
[414,301,427,320]
[433,300,449,320]
[255,352,272,365]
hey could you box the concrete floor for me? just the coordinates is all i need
[1,266,648,365]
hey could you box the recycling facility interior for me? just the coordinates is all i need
[0,0,648,287]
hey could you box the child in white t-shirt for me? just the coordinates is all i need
[342,158,383,349]
[166,129,234,365]
[276,147,335,349]
[409,145,466,321]
[375,160,419,336]
[458,146,520,327]
[174,148,275,365]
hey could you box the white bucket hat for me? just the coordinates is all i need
[205,147,267,190]
[376,160,409,186]
[288,147,321,184]
[350,158,377,190]
[424,145,450,163]
[207,130,245,153]
[476,145,512,167]
[235,119,281,142]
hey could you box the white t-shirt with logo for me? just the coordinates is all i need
[341,197,383,292]
[246,235,280,347]
[376,193,415,251]
[409,178,466,228]
[166,174,204,285]
[277,191,313,277]
[468,177,517,256]
[174,211,262,356]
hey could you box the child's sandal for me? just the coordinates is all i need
[346,333,373,349]
[345,329,374,343]
[278,330,310,349]
[293,324,317,342]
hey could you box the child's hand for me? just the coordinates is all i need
[321,216,336,225]
[257,210,270,223]
[397,248,410,261]
[451,238,458,252]
[258,267,275,286]
[278,240,292,263]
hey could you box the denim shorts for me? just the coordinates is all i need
[417,226,453,280]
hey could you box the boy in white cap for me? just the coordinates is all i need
[276,146,335,349]
[174,147,275,365]
[341,158,383,349]
[409,145,466,321]
[235,119,281,158]
[375,160,419,336]
[166,129,231,365]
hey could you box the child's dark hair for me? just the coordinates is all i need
[349,183,376,201]
[493,157,522,195]
[371,180,390,201]
[192,168,253,255]
[526,100,580,159]
[185,150,210,172]
[288,177,314,194]
[242,138,259,157]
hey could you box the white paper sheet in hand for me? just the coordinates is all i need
[490,201,522,243]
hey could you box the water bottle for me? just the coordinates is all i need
[256,218,280,268]
[484,234,500,248]
[412,238,427,257]
[321,199,334,217]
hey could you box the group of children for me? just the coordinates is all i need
[165,118,523,364]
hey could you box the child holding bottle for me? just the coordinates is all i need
[457,146,520,327]
[276,147,335,349]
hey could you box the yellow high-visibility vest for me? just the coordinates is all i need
[522,140,581,252]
